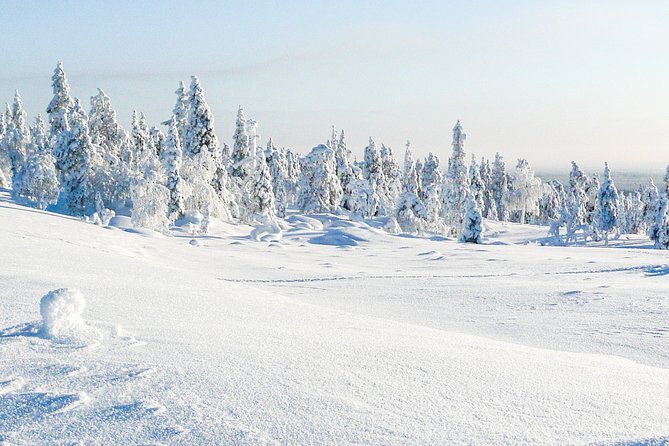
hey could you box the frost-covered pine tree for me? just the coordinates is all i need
[149,126,165,157]
[641,179,661,238]
[131,111,150,160]
[130,145,170,231]
[333,129,356,209]
[420,153,443,226]
[490,152,508,221]
[163,116,185,221]
[266,140,289,218]
[460,192,483,244]
[169,81,189,145]
[183,76,235,218]
[4,91,29,194]
[46,62,74,140]
[593,162,619,244]
[17,115,59,209]
[441,120,469,233]
[378,143,401,215]
[362,137,384,215]
[89,88,125,161]
[504,159,542,224]
[469,154,485,212]
[243,153,275,221]
[54,99,93,215]
[230,106,251,181]
[395,141,427,233]
[297,144,342,213]
[584,174,600,225]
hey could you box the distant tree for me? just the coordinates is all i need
[298,144,342,213]
[504,159,542,224]
[490,152,508,220]
[17,115,59,209]
[46,62,73,140]
[441,120,469,232]
[460,192,483,244]
[163,116,185,221]
[54,99,93,215]
[594,162,619,245]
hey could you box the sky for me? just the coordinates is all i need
[1,0,668,172]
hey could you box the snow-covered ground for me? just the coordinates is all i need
[1,190,668,445]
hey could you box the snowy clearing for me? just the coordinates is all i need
[1,191,668,445]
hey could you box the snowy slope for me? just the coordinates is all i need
[1,190,668,445]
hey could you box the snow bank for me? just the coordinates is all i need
[39,288,99,345]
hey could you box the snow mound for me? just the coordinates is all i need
[39,288,100,345]
[250,219,283,242]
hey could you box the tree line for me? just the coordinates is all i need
[1,63,668,248]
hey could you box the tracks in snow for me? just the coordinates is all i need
[219,264,659,284]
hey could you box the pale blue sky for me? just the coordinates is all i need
[1,0,668,171]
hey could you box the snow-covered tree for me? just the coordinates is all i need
[584,174,600,225]
[182,76,235,218]
[469,154,485,212]
[420,153,443,225]
[17,115,59,209]
[460,192,483,243]
[395,141,427,233]
[131,111,150,162]
[333,128,356,208]
[149,126,165,157]
[240,152,275,222]
[593,162,619,244]
[641,179,661,238]
[378,143,402,215]
[266,140,289,218]
[163,116,185,221]
[230,106,251,181]
[504,159,542,224]
[490,152,507,220]
[168,81,189,145]
[297,144,342,213]
[441,120,469,232]
[4,91,29,193]
[479,157,494,218]
[362,137,384,215]
[130,149,170,231]
[46,62,73,140]
[54,99,93,215]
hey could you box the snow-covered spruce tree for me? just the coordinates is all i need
[346,169,378,219]
[89,89,125,161]
[568,161,588,222]
[131,111,150,160]
[54,99,93,215]
[623,191,644,234]
[460,192,483,244]
[4,91,29,194]
[504,159,542,224]
[641,179,661,239]
[441,120,469,233]
[538,180,566,225]
[0,113,7,188]
[655,192,669,249]
[378,144,402,215]
[593,162,619,245]
[266,140,289,218]
[469,154,485,213]
[17,115,59,209]
[479,157,495,218]
[247,118,261,160]
[168,81,189,145]
[149,126,165,158]
[333,129,356,210]
[242,153,275,221]
[297,144,342,213]
[584,174,600,226]
[163,116,185,221]
[395,141,427,233]
[362,137,384,215]
[46,62,74,141]
[183,76,236,219]
[130,142,170,231]
[284,148,302,204]
[420,153,443,226]
[490,152,508,220]
[230,105,251,182]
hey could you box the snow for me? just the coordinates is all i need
[1,190,669,444]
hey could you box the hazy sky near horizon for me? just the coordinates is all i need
[1,0,668,171]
